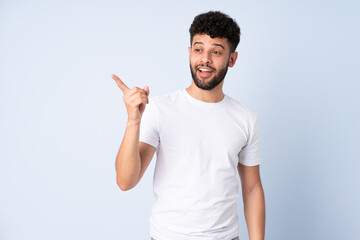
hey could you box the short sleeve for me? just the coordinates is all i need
[238,114,261,166]
[139,97,160,149]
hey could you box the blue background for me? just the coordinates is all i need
[1,0,359,239]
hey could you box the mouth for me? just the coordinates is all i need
[196,66,215,78]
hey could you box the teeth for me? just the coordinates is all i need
[199,68,211,72]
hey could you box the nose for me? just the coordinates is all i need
[200,51,212,64]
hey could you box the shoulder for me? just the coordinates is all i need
[148,89,183,107]
[226,95,258,122]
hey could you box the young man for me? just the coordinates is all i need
[113,11,265,240]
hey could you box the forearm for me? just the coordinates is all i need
[115,120,141,190]
[243,185,266,240]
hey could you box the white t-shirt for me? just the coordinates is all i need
[139,89,261,240]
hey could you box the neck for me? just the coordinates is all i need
[186,81,225,103]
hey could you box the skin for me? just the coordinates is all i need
[111,73,152,191]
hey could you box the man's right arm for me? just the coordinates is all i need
[115,120,156,191]
[111,73,156,191]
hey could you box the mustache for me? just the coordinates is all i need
[195,64,216,71]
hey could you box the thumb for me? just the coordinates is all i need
[143,85,150,96]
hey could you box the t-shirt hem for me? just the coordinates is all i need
[150,218,239,240]
[239,161,260,166]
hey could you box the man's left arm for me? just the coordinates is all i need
[237,163,265,240]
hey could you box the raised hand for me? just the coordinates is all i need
[111,74,150,123]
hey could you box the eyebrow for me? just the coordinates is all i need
[193,42,225,50]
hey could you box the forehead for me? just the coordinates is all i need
[192,34,230,49]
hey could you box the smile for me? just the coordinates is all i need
[196,66,215,78]
[199,68,213,72]
[197,66,215,73]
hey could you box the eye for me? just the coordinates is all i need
[194,48,201,52]
[213,50,221,55]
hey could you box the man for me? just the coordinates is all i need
[112,11,265,240]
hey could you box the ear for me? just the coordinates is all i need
[228,51,238,68]
[188,46,192,62]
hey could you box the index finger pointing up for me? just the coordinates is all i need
[111,74,130,93]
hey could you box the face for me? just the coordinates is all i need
[189,34,238,91]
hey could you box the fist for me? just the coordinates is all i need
[111,74,150,123]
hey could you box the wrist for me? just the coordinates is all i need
[127,119,141,126]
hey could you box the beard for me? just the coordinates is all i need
[189,62,229,91]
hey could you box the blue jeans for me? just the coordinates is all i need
[151,237,239,240]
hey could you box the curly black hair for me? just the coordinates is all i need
[189,11,241,52]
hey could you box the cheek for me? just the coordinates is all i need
[189,57,197,67]
[218,58,230,68]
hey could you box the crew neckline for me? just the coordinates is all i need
[182,89,228,107]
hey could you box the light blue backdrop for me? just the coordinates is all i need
[1,0,359,239]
